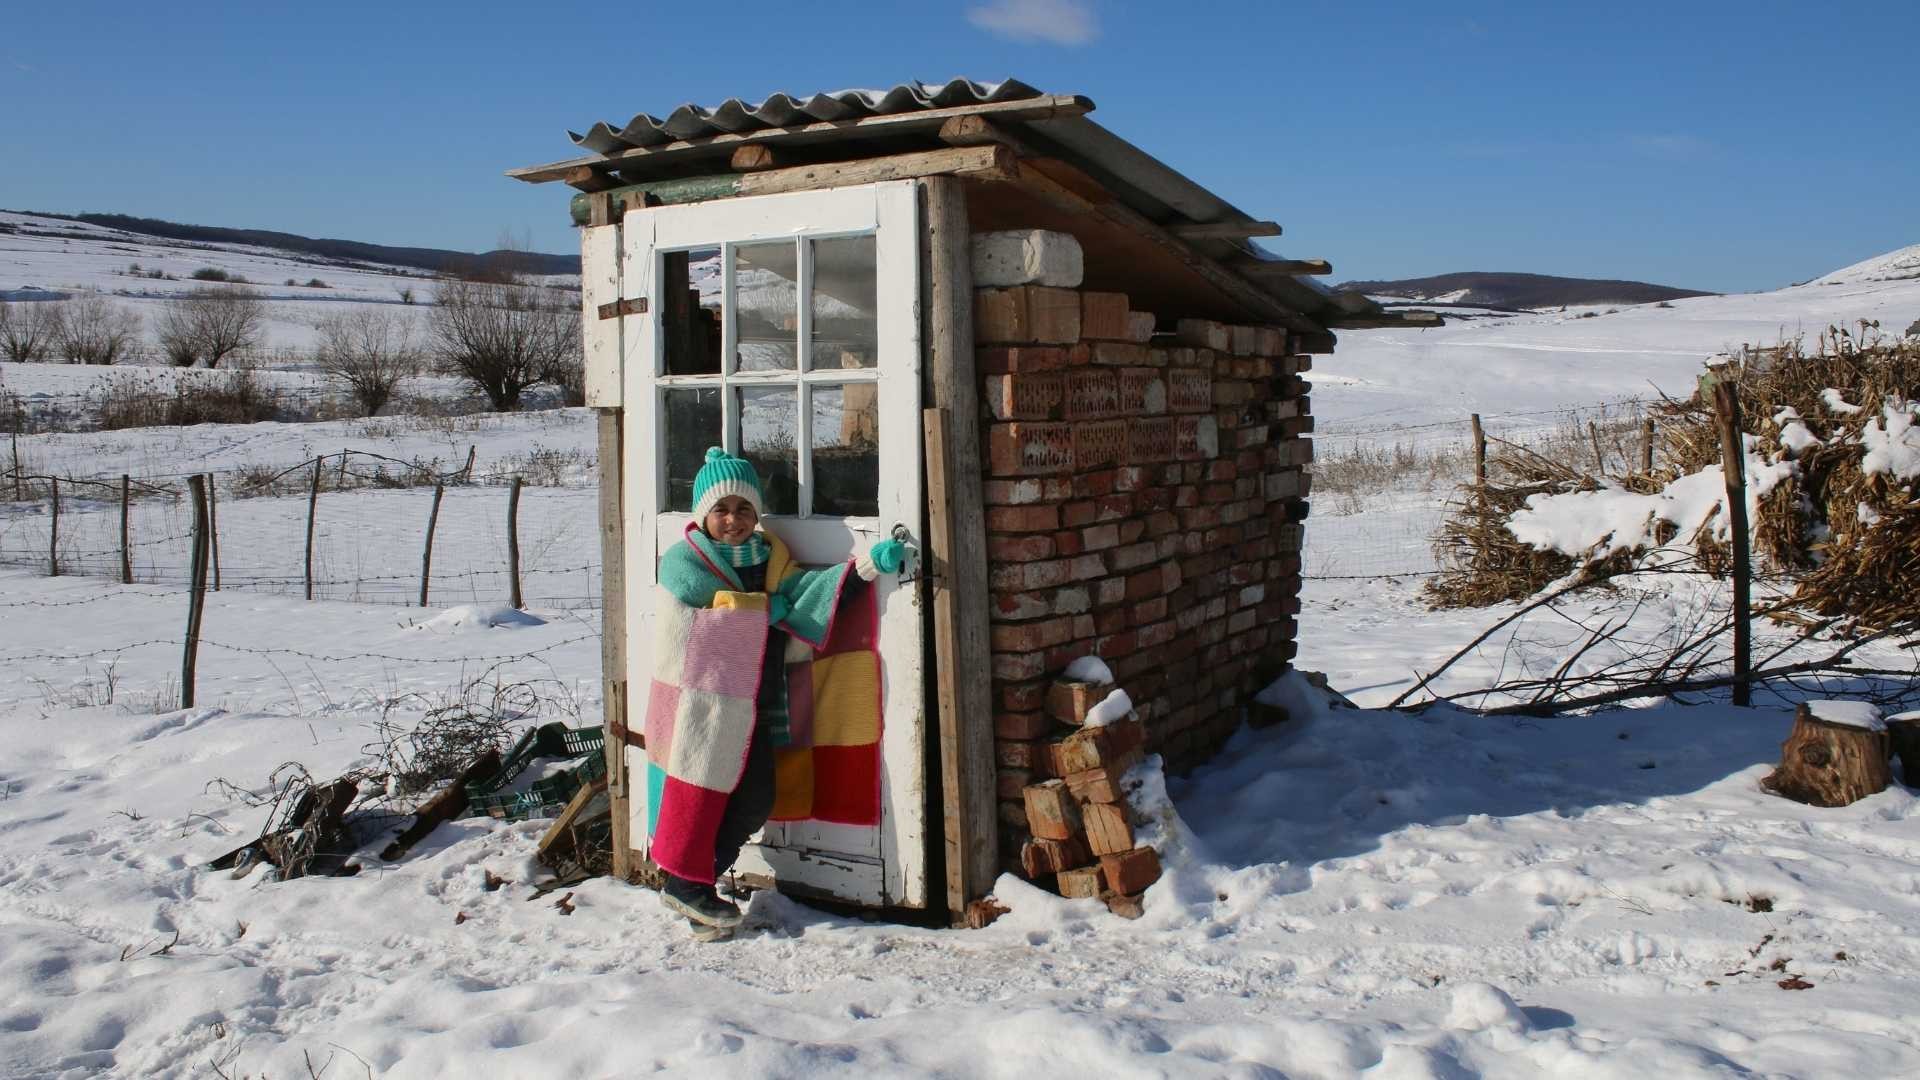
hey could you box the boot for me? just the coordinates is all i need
[660,874,743,928]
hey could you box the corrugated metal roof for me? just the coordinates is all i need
[537,80,1416,332]
[571,78,1044,155]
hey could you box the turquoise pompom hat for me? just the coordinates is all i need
[691,447,765,522]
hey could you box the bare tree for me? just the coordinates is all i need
[58,294,142,365]
[313,308,421,415]
[428,279,579,411]
[0,300,65,362]
[157,286,265,368]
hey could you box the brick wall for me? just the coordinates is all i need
[973,283,1314,865]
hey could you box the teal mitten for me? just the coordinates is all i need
[767,593,791,627]
[868,538,906,575]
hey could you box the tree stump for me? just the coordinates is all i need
[1886,711,1920,786]
[1761,702,1890,807]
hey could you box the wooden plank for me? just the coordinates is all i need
[573,146,1017,226]
[1169,220,1282,240]
[596,408,631,881]
[1237,257,1332,277]
[563,165,625,193]
[1326,311,1445,329]
[920,175,999,921]
[509,93,1094,185]
[595,297,648,321]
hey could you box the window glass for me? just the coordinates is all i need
[663,387,722,511]
[734,241,798,372]
[810,235,877,370]
[661,248,722,376]
[811,384,879,517]
[736,385,799,515]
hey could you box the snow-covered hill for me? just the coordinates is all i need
[1321,245,1920,439]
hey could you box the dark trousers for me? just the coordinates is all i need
[711,717,776,878]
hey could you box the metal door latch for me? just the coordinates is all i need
[890,523,920,585]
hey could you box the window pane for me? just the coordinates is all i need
[662,248,722,376]
[663,387,722,512]
[734,241,798,372]
[736,385,799,516]
[812,384,879,517]
[811,234,877,370]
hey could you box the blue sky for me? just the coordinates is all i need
[4,1,1914,293]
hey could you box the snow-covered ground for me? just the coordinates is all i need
[2,229,1918,1076]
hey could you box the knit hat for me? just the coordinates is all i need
[691,447,764,523]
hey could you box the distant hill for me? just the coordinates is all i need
[1334,272,1714,310]
[20,211,581,278]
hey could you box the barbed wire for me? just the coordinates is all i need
[0,631,597,665]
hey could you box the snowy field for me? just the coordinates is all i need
[1,226,1918,1076]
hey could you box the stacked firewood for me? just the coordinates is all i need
[1016,678,1163,918]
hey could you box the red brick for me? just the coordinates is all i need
[1175,319,1229,350]
[1101,846,1161,892]
[984,371,1065,421]
[984,478,1066,506]
[1023,779,1083,840]
[1113,466,1148,491]
[996,738,1045,772]
[1000,680,1048,711]
[1063,367,1119,420]
[1051,530,1085,556]
[1047,678,1109,725]
[1064,764,1128,804]
[987,422,1074,476]
[1090,341,1149,366]
[1118,367,1167,415]
[1129,596,1168,625]
[992,616,1080,653]
[1117,518,1147,544]
[1080,291,1132,340]
[985,504,1060,533]
[1175,415,1220,461]
[1073,469,1118,498]
[996,767,1033,800]
[988,534,1056,561]
[976,285,1080,345]
[979,345,1069,373]
[1126,417,1176,463]
[1093,607,1128,635]
[1074,419,1128,470]
[1137,619,1176,648]
[992,652,1048,681]
[1104,891,1146,919]
[1095,494,1134,520]
[1021,835,1092,877]
[1093,576,1126,606]
[1083,802,1135,856]
[1080,523,1120,551]
[1106,540,1159,572]
[1061,500,1097,527]
[1058,865,1106,898]
[988,558,1072,592]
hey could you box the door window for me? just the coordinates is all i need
[658,235,881,518]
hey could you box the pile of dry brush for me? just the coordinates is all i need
[1428,324,1920,630]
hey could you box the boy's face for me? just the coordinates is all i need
[705,495,758,544]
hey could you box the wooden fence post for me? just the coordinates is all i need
[305,457,322,601]
[337,450,348,490]
[596,409,630,881]
[419,482,444,607]
[182,475,211,709]
[507,475,524,609]
[462,445,477,483]
[48,477,59,577]
[1642,417,1656,474]
[1588,420,1606,474]
[10,432,20,501]
[206,475,221,591]
[1470,414,1487,487]
[120,474,133,584]
[1711,380,1753,707]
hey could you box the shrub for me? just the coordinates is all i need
[0,299,64,362]
[57,293,141,365]
[305,278,329,289]
[91,366,282,430]
[428,279,579,411]
[155,285,265,368]
[190,267,230,282]
[313,308,420,416]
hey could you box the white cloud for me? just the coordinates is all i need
[966,0,1099,47]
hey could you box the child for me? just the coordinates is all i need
[647,448,905,933]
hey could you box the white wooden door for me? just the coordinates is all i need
[619,182,926,908]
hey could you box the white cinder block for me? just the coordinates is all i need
[971,229,1084,288]
[1126,310,1157,343]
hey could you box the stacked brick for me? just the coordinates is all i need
[1016,682,1162,916]
[974,281,1313,880]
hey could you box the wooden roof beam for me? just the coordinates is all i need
[1327,310,1445,330]
[1236,257,1332,277]
[1168,220,1282,241]
[510,93,1094,188]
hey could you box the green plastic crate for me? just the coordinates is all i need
[465,722,607,821]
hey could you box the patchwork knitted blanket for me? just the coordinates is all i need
[643,524,883,884]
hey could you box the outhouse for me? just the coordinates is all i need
[509,78,1427,920]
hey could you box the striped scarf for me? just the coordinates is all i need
[713,534,771,569]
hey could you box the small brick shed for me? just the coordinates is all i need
[510,79,1430,922]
